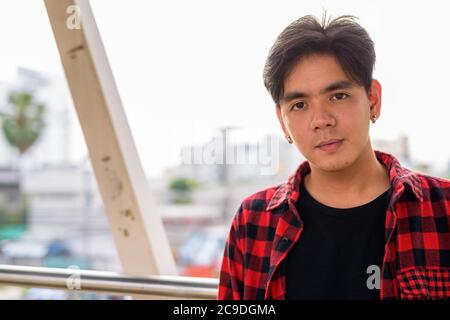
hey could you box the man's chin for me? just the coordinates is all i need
[308,155,353,173]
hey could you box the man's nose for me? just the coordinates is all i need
[310,108,336,131]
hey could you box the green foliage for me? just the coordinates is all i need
[0,194,29,240]
[1,91,46,155]
[169,178,197,192]
[168,178,198,204]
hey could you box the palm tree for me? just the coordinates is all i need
[1,90,46,156]
[0,90,45,239]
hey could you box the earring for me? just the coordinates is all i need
[371,115,377,124]
[286,135,293,144]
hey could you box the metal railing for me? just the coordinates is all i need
[0,264,219,299]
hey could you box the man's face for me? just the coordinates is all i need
[276,54,381,172]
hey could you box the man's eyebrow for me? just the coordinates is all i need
[281,80,355,104]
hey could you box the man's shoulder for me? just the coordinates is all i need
[238,183,285,212]
[230,182,289,228]
[416,171,450,196]
[412,171,450,216]
[229,183,287,244]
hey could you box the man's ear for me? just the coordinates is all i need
[276,105,289,137]
[369,79,382,116]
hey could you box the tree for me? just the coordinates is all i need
[1,91,46,156]
[169,178,198,204]
[0,91,45,239]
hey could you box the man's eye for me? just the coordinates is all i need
[291,101,306,110]
[331,92,349,101]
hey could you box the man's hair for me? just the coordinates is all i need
[263,14,376,105]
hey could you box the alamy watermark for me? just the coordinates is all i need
[366,265,381,290]
[66,5,81,30]
[66,265,81,290]
[180,129,281,176]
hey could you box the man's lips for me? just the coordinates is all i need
[316,139,343,148]
[315,139,344,152]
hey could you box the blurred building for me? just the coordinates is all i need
[372,135,411,164]
[4,162,121,271]
[0,167,22,215]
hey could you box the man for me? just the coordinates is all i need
[218,14,450,300]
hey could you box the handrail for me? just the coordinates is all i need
[0,264,219,299]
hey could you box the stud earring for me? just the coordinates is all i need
[371,115,377,124]
[286,135,293,144]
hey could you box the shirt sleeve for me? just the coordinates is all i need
[217,205,245,300]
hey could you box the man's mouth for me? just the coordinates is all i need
[316,139,344,152]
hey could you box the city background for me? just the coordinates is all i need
[1,0,449,299]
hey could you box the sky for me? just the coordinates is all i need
[0,0,449,178]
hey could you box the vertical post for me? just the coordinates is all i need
[43,0,177,277]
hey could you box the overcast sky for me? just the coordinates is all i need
[1,0,449,177]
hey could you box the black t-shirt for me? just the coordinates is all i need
[285,178,391,300]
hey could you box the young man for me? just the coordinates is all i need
[218,15,450,300]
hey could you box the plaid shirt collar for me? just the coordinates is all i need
[267,150,423,211]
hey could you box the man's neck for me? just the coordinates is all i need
[303,145,391,209]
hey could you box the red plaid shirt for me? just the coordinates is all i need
[218,150,450,300]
